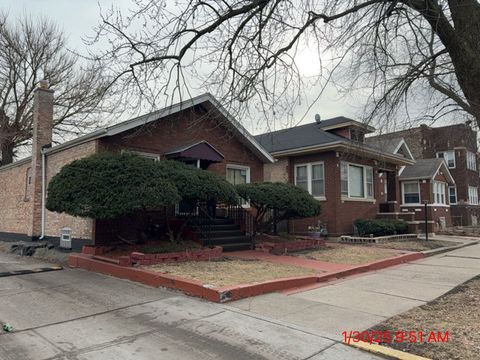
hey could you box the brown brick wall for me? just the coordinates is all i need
[285,151,396,235]
[0,140,98,240]
[264,159,289,182]
[0,161,33,234]
[99,108,265,182]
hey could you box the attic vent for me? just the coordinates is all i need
[315,114,321,124]
[59,228,72,249]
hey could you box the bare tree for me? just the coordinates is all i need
[91,0,480,131]
[0,13,110,165]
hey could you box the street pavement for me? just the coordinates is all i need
[0,251,381,360]
[231,239,480,339]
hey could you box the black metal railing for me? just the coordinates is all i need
[218,204,256,249]
[192,202,214,246]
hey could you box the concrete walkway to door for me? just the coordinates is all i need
[228,239,480,340]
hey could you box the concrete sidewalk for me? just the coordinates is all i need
[230,240,480,340]
[0,251,381,360]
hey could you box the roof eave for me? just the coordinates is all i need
[271,141,414,165]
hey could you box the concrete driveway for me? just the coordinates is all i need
[231,240,480,339]
[0,252,381,360]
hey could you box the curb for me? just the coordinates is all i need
[69,251,423,302]
[344,340,431,360]
[421,240,479,257]
[0,265,63,278]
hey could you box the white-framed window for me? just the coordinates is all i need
[340,162,374,199]
[467,151,477,171]
[436,150,455,168]
[432,181,446,205]
[448,186,457,205]
[226,164,250,185]
[122,149,160,161]
[294,162,325,198]
[468,185,478,205]
[402,181,420,204]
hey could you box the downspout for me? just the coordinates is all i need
[39,148,47,240]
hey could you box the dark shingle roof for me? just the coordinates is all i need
[365,136,404,155]
[254,122,346,153]
[399,158,444,180]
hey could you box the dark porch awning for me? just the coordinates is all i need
[164,140,224,162]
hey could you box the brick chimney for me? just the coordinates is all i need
[28,80,53,238]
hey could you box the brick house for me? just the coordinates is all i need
[368,123,480,226]
[255,117,415,236]
[0,83,273,249]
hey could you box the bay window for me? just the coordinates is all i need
[467,151,477,171]
[340,162,374,199]
[294,162,325,198]
[468,186,478,205]
[433,181,446,205]
[403,181,420,204]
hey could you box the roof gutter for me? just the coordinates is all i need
[43,129,108,155]
[271,142,415,165]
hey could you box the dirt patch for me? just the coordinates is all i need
[370,275,480,360]
[291,245,399,265]
[366,240,457,252]
[146,258,318,287]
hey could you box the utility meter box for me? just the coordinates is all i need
[59,227,72,249]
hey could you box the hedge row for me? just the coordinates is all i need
[354,218,408,237]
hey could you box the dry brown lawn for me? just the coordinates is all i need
[370,276,480,360]
[146,258,317,287]
[292,245,398,265]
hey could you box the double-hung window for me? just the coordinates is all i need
[436,150,455,168]
[468,186,478,205]
[403,181,420,204]
[449,186,457,205]
[433,181,446,205]
[467,151,477,171]
[294,163,325,198]
[340,162,374,199]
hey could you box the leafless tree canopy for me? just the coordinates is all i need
[92,0,480,131]
[0,13,110,165]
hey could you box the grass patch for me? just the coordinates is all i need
[369,240,457,252]
[146,258,317,287]
[291,245,399,265]
[369,275,480,360]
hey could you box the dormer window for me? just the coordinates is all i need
[350,128,365,142]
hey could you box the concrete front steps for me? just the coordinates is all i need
[194,217,252,251]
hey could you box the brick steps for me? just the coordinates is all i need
[192,217,252,252]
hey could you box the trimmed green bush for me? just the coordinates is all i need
[46,152,180,219]
[354,218,408,237]
[236,182,321,233]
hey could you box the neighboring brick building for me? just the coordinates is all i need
[368,123,480,226]
[0,85,273,248]
[255,117,415,235]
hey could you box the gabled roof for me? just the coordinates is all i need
[366,136,414,160]
[254,122,414,165]
[164,140,224,162]
[399,158,455,184]
[315,116,375,132]
[42,93,274,163]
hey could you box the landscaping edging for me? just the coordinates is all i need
[81,245,223,266]
[69,250,423,303]
[256,238,325,254]
[340,234,417,244]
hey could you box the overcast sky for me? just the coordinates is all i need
[1,0,372,134]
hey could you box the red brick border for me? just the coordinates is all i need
[69,250,424,303]
[81,245,223,266]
